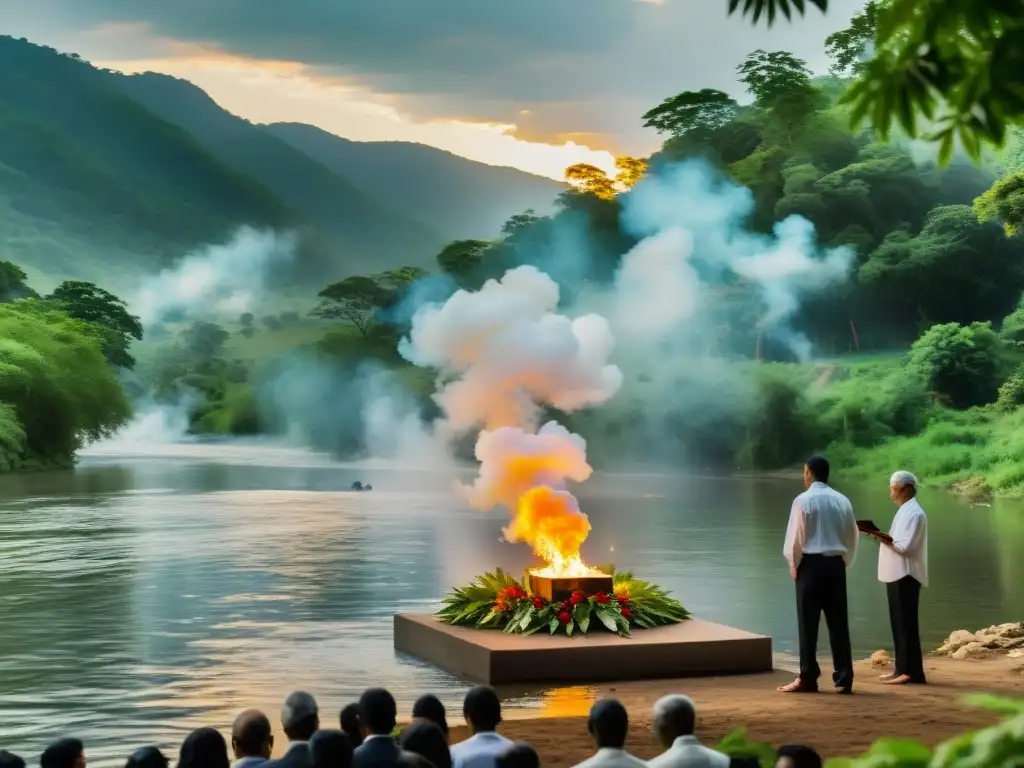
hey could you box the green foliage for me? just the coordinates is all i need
[642,89,739,139]
[47,280,143,369]
[715,728,776,767]
[826,695,1024,767]
[907,322,1005,409]
[437,569,689,638]
[182,321,230,360]
[0,300,130,469]
[312,271,417,338]
[731,0,1024,164]
[742,366,819,469]
[996,365,1024,410]
[0,260,37,302]
[974,171,1024,236]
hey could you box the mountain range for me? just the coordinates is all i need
[0,35,564,288]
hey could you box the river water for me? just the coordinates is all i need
[0,443,1021,764]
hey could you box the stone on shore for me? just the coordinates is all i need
[935,622,1024,659]
[870,649,893,668]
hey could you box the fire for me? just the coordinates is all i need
[506,485,605,578]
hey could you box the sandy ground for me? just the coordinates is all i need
[448,656,1024,766]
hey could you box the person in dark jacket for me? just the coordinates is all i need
[266,692,319,768]
[352,688,420,768]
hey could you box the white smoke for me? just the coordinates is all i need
[613,160,853,361]
[400,265,623,433]
[84,393,199,453]
[132,227,295,327]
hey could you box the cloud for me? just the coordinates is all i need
[8,0,870,154]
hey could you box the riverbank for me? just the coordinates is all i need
[454,655,1023,766]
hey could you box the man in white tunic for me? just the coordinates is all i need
[870,470,928,685]
[778,455,859,694]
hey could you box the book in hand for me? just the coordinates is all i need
[857,519,881,533]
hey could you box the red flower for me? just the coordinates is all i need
[595,592,610,605]
[558,611,571,624]
[495,600,508,612]
[561,600,571,612]
[533,597,544,610]
[570,590,585,606]
[616,593,629,604]
[621,606,633,620]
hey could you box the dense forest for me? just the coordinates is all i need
[7,4,1024,498]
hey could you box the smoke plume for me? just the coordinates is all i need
[133,227,295,327]
[401,267,621,570]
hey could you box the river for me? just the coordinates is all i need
[0,443,1021,764]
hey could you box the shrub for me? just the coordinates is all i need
[907,322,1005,409]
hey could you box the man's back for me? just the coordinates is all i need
[573,748,646,768]
[264,743,308,768]
[354,737,401,768]
[647,736,730,768]
[791,483,857,563]
[451,732,513,768]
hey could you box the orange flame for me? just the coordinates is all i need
[506,486,606,578]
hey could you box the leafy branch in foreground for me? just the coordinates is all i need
[437,569,689,638]
[730,0,1024,164]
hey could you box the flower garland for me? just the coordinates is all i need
[437,568,689,638]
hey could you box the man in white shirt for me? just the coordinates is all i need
[778,455,859,695]
[869,470,928,686]
[571,699,646,768]
[450,686,512,768]
[646,694,729,768]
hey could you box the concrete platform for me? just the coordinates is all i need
[394,613,773,684]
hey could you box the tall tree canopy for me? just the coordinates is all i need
[47,280,143,369]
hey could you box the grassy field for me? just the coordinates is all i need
[812,354,1024,498]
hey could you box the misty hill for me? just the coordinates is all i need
[114,72,446,263]
[266,122,564,239]
[0,35,300,282]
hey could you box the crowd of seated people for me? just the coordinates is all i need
[0,686,821,768]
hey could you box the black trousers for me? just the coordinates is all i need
[795,554,854,689]
[886,576,926,683]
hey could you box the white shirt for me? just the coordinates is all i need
[572,747,647,768]
[647,736,730,768]
[878,497,928,586]
[783,482,859,571]
[451,732,513,768]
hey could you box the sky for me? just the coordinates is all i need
[0,0,864,180]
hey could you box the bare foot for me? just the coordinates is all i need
[877,672,897,681]
[883,674,913,685]
[777,678,817,693]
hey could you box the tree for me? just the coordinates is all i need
[615,156,648,189]
[564,163,616,200]
[737,50,824,144]
[730,0,1024,163]
[239,312,254,328]
[641,89,740,138]
[435,240,492,285]
[823,1,880,77]
[501,210,541,237]
[47,281,143,369]
[0,261,37,303]
[737,50,814,105]
[182,321,230,359]
[906,322,1005,408]
[858,205,1024,335]
[0,301,131,469]
[974,171,1024,236]
[311,275,393,337]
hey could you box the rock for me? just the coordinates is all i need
[1009,649,1023,659]
[940,629,977,653]
[871,649,893,667]
[951,641,988,660]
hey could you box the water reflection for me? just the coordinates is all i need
[0,447,1022,766]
